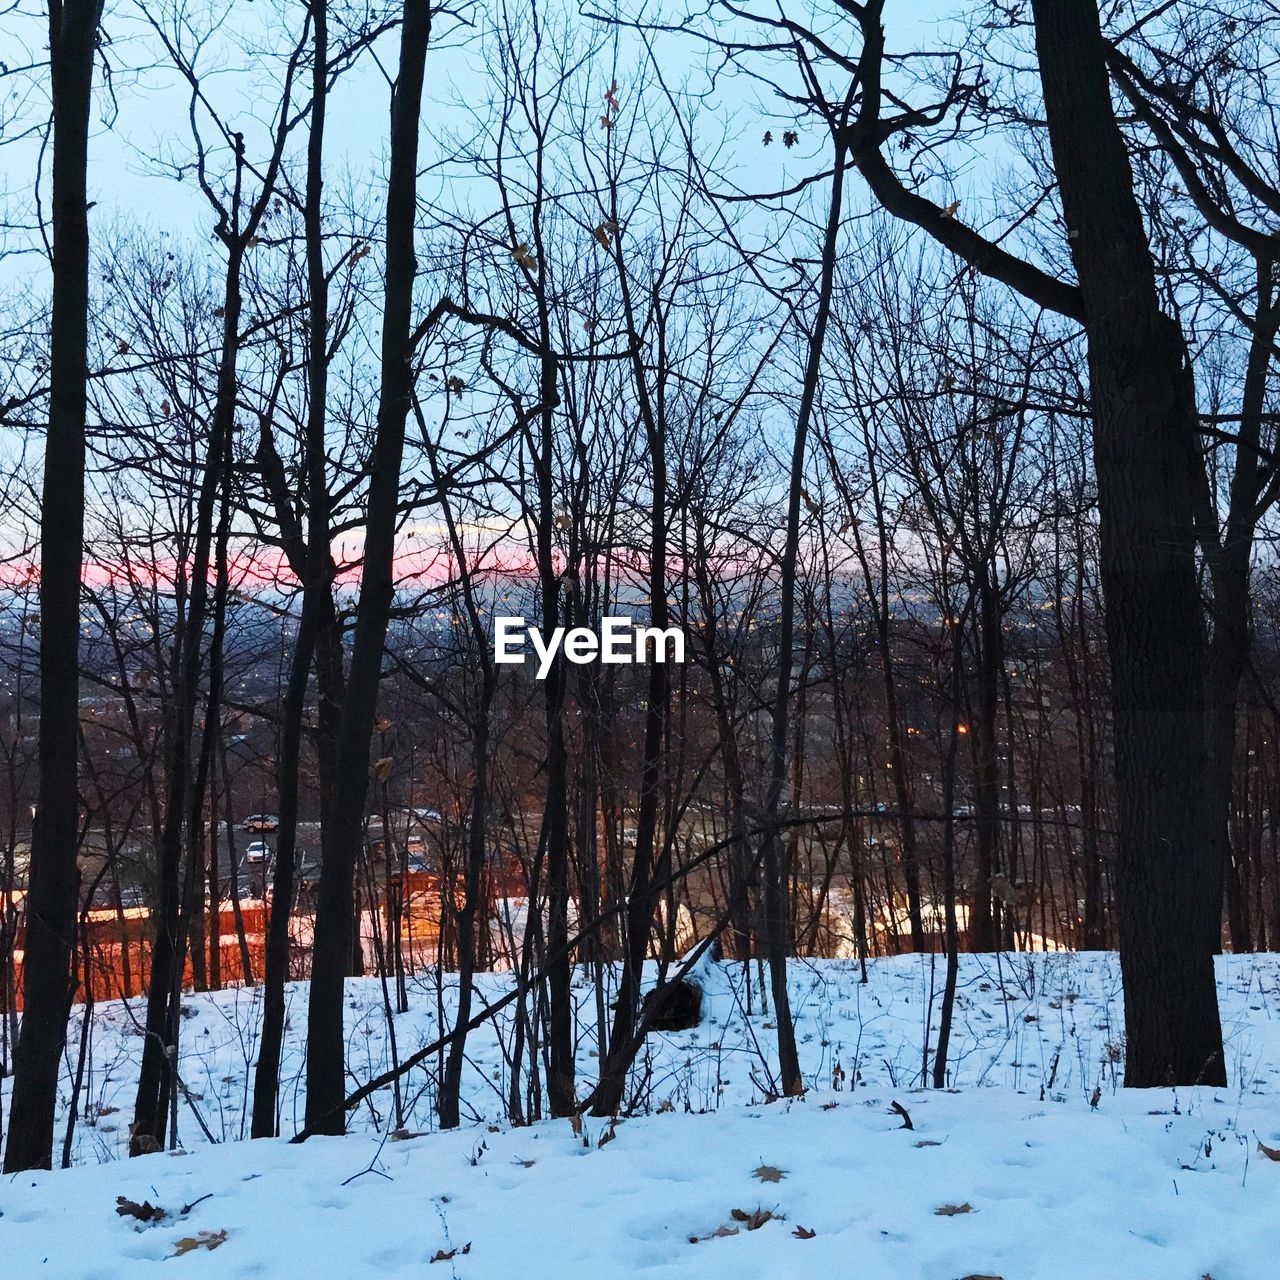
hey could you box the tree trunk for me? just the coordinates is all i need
[252,0,335,1140]
[4,0,98,1174]
[304,0,431,1136]
[756,128,853,1096]
[1032,0,1225,1087]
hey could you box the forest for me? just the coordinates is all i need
[1,2,1279,1275]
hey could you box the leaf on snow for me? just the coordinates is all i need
[116,1196,166,1223]
[935,1203,973,1216]
[173,1229,227,1256]
[1257,1139,1280,1161]
[792,1225,817,1239]
[752,1164,785,1183]
[430,1243,472,1263]
[730,1207,780,1230]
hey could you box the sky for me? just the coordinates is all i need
[0,0,1017,583]
[1,1,961,269]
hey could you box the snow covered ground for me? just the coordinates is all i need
[4,951,1280,1276]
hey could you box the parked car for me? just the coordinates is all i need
[245,840,272,865]
[242,813,279,832]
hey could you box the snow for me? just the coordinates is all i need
[4,952,1280,1277]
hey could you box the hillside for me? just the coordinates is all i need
[3,953,1280,1277]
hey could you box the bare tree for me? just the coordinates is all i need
[5,0,100,1175]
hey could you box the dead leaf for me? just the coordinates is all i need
[730,1207,779,1230]
[935,1203,973,1216]
[116,1196,166,1223]
[511,243,536,268]
[430,1243,472,1263]
[792,1225,816,1239]
[173,1229,227,1256]
[372,757,394,782]
[604,80,620,111]
[914,1139,943,1148]
[941,199,961,218]
[389,1128,425,1141]
[783,130,798,148]
[752,1164,785,1183]
[763,130,773,146]
[1090,1086,1102,1110]
[599,115,613,130]
[592,224,612,249]
[1257,1139,1280,1161]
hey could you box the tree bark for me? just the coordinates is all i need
[4,0,98,1174]
[252,0,336,1140]
[1032,0,1225,1087]
[304,0,431,1136]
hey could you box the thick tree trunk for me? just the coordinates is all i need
[304,0,430,1136]
[1032,0,1224,1087]
[4,1,99,1172]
